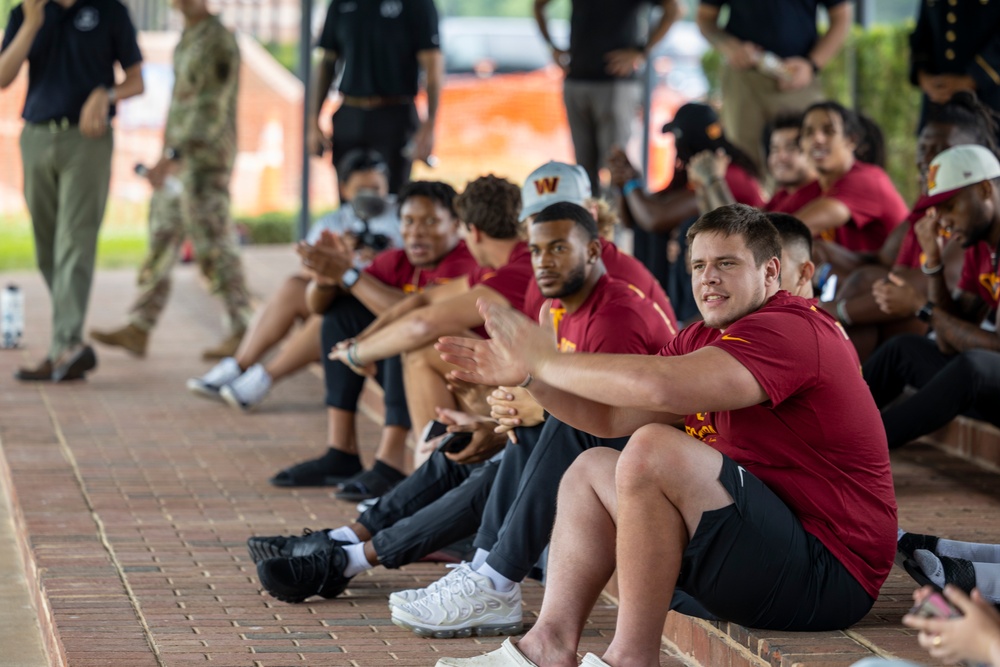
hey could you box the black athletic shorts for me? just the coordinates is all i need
[670,455,875,631]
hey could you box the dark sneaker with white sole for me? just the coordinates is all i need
[256,546,352,603]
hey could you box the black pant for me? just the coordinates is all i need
[475,417,628,583]
[322,295,410,429]
[331,103,419,195]
[358,449,500,569]
[864,333,1000,449]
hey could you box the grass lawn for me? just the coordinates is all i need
[1,201,151,273]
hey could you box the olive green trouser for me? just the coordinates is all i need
[20,122,113,360]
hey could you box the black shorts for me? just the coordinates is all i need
[671,455,875,631]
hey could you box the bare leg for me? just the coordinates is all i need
[328,407,360,455]
[602,424,731,666]
[402,344,461,435]
[373,426,411,473]
[235,274,310,369]
[263,315,323,383]
[516,448,622,667]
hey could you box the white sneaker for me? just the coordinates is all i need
[433,637,538,667]
[390,568,522,638]
[219,363,272,411]
[388,562,472,610]
[186,357,242,399]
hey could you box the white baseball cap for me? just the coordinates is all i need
[927,144,1000,201]
[520,161,592,221]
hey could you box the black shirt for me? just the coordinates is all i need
[317,0,439,97]
[700,0,847,59]
[909,0,1000,111]
[567,0,646,81]
[2,0,143,123]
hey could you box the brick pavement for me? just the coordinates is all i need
[1,245,999,667]
[0,247,690,666]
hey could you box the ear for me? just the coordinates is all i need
[467,224,482,242]
[765,256,781,286]
[799,260,816,287]
[587,238,601,264]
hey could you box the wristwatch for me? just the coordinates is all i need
[916,301,935,323]
[164,147,181,161]
[341,268,360,289]
[106,86,117,104]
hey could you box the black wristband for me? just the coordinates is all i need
[808,57,820,74]
[916,301,935,323]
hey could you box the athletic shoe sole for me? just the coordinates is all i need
[390,611,522,639]
[220,385,255,412]
[186,379,226,401]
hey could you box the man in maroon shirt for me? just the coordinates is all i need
[268,181,479,495]
[246,201,672,616]
[434,203,896,667]
[328,175,530,475]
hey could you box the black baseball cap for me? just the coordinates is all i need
[337,148,389,181]
[661,103,725,155]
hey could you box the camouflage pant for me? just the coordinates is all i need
[128,170,251,333]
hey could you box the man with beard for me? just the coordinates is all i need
[864,144,1000,450]
[246,202,673,622]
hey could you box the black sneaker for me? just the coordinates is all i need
[256,546,352,603]
[247,527,346,564]
[335,462,405,501]
[269,448,363,487]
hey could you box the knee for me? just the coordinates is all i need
[954,350,1000,383]
[615,424,689,491]
[559,448,618,499]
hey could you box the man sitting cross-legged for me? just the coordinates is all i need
[246,202,673,622]
[432,203,897,667]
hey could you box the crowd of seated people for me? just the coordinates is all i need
[155,82,1000,665]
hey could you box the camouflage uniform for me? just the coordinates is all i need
[128,15,251,334]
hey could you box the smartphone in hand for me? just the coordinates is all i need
[420,420,449,443]
[908,591,961,619]
[440,431,473,454]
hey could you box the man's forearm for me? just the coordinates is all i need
[809,2,852,69]
[114,62,145,102]
[645,0,682,53]
[930,308,1000,354]
[0,22,40,89]
[527,378,671,438]
[311,52,338,120]
[422,52,442,124]
[349,275,407,317]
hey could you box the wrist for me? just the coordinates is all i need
[622,177,644,196]
[916,300,935,322]
[807,56,820,74]
[105,86,117,105]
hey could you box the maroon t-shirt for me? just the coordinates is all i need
[364,241,479,293]
[816,162,909,253]
[893,208,928,270]
[546,275,675,354]
[959,241,1000,310]
[660,291,897,599]
[523,238,679,336]
[765,181,821,214]
[725,163,766,208]
[468,242,534,337]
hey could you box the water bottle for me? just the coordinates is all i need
[1,284,24,349]
[135,163,183,197]
[757,51,791,81]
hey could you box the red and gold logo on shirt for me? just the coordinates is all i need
[980,272,1000,302]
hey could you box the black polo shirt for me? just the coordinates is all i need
[567,0,646,81]
[317,0,439,97]
[2,0,142,123]
[700,0,847,59]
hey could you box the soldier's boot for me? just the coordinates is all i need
[90,323,148,358]
[202,331,244,361]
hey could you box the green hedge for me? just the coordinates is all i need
[702,22,922,203]
[235,211,296,244]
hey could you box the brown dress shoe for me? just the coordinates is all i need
[90,323,148,357]
[201,331,244,361]
[52,344,97,382]
[14,358,53,381]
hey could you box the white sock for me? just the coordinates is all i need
[935,537,1000,563]
[972,562,1000,603]
[342,542,373,578]
[477,562,517,593]
[328,526,360,544]
[471,548,490,570]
